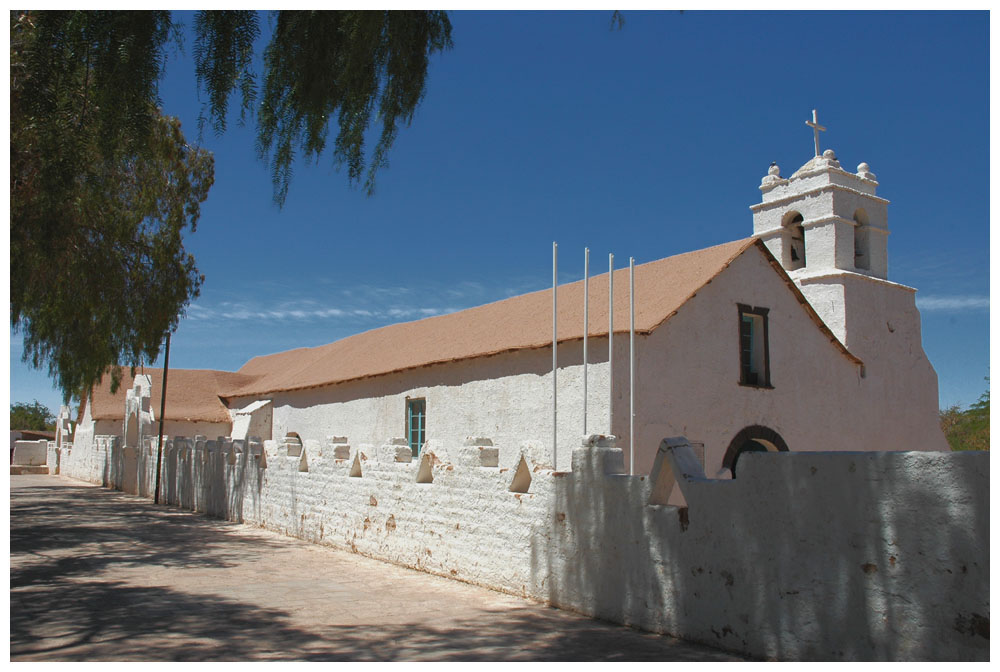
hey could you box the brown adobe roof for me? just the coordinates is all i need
[11,429,56,440]
[88,367,257,423]
[225,238,859,398]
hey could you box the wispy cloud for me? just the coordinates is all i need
[186,304,452,323]
[916,295,990,312]
[182,278,506,332]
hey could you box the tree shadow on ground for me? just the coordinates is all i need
[10,481,283,584]
[11,579,742,661]
[10,478,743,662]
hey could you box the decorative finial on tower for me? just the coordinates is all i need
[760,161,784,188]
[805,109,826,157]
[856,162,877,181]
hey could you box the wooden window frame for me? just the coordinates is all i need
[737,303,772,389]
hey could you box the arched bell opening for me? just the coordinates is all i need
[781,211,806,270]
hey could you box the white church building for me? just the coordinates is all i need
[73,134,948,478]
[57,123,986,663]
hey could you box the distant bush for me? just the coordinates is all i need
[10,400,56,432]
[940,380,989,451]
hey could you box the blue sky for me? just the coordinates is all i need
[9,10,990,417]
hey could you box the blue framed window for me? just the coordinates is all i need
[407,398,426,456]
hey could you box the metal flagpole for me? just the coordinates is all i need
[609,253,614,435]
[154,331,171,505]
[552,242,558,469]
[583,247,589,435]
[629,257,635,476]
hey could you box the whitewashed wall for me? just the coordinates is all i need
[59,432,988,661]
[632,247,947,478]
[231,343,614,473]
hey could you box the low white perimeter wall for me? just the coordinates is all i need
[60,435,988,661]
[13,439,49,466]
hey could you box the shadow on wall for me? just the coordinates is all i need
[10,481,743,662]
[97,436,264,526]
[530,440,989,661]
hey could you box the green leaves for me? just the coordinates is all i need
[195,10,453,204]
[11,10,452,400]
[940,378,990,451]
[193,10,260,135]
[11,11,213,401]
[11,401,56,432]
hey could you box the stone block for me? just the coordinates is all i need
[377,443,413,463]
[422,439,448,464]
[581,434,618,448]
[13,440,48,466]
[571,444,626,477]
[516,439,552,471]
[46,442,61,475]
[649,437,711,506]
[459,445,499,468]
[283,437,303,457]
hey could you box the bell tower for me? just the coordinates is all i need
[743,111,948,454]
[750,112,889,280]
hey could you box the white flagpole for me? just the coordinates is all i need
[552,242,558,469]
[609,253,614,436]
[629,256,635,476]
[583,247,589,436]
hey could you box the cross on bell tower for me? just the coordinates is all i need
[805,109,826,157]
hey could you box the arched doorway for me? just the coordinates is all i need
[723,425,789,477]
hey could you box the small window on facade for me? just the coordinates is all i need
[407,398,426,456]
[738,304,771,388]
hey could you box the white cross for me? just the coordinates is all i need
[805,109,826,157]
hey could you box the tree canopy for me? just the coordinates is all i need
[10,10,453,401]
[940,380,990,451]
[193,11,453,203]
[11,401,56,432]
[11,11,213,399]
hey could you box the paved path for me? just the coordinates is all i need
[10,474,747,662]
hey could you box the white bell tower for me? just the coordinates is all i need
[750,111,889,280]
[745,111,948,453]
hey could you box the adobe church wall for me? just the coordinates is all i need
[632,246,904,480]
[232,341,615,473]
[839,274,947,452]
[226,243,946,484]
[540,442,988,661]
[58,432,987,660]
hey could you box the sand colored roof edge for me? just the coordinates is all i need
[225,237,868,399]
[87,367,257,423]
